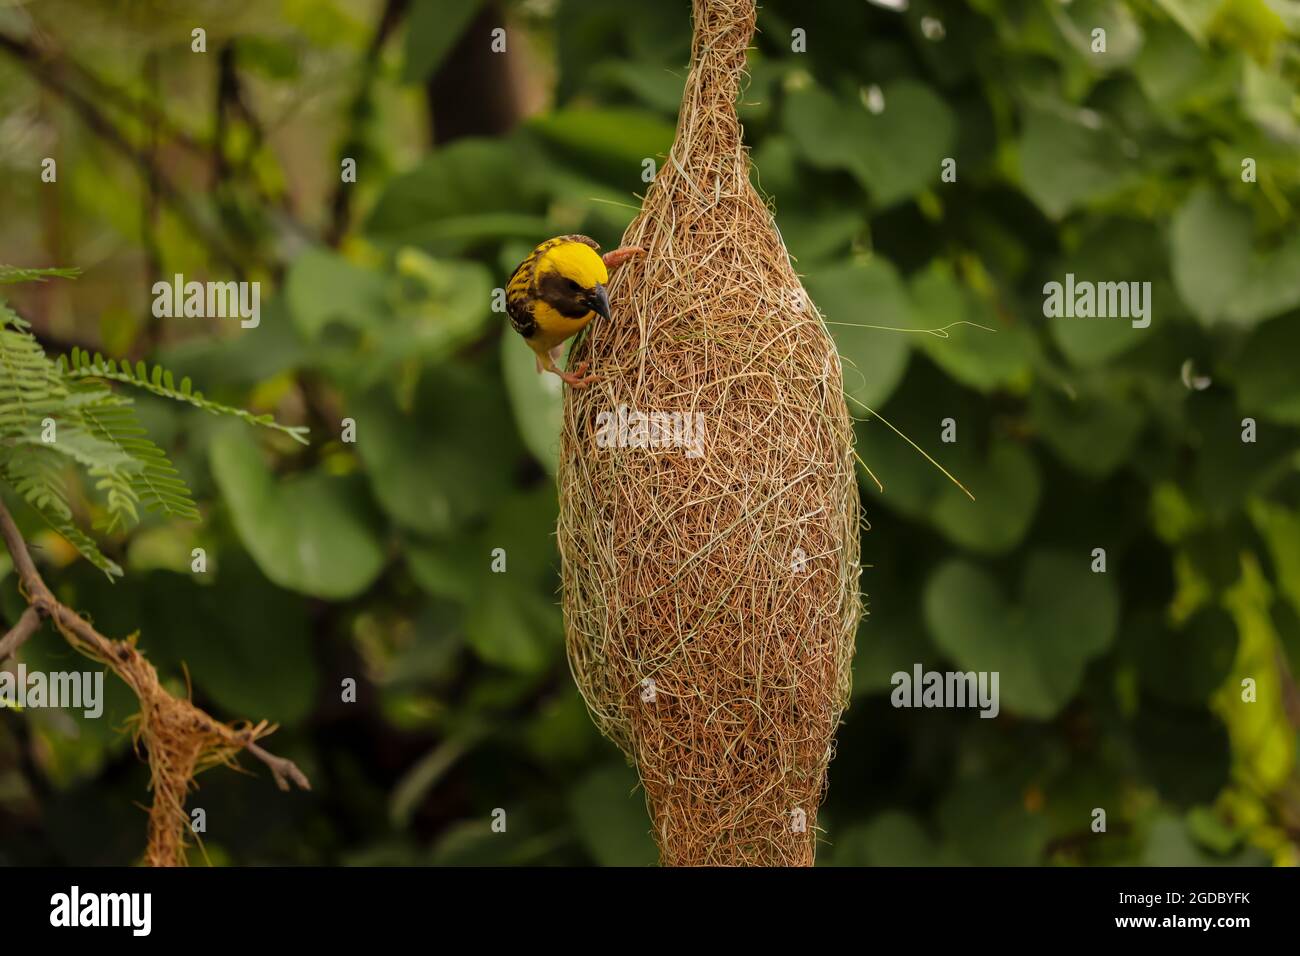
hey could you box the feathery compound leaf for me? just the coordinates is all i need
[0,265,81,285]
[0,448,123,579]
[0,302,67,441]
[63,350,310,445]
[72,383,200,523]
[0,297,304,578]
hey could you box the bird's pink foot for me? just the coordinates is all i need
[554,360,599,388]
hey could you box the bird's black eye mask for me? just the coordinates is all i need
[538,271,600,319]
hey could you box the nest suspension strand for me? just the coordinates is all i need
[558,0,863,866]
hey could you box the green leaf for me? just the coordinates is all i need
[1142,813,1268,865]
[1133,606,1238,705]
[909,262,1032,393]
[1058,0,1144,66]
[1029,383,1144,478]
[366,138,547,249]
[568,764,656,866]
[461,486,562,673]
[938,777,1051,865]
[1228,314,1300,424]
[1170,189,1252,325]
[0,265,80,284]
[1047,219,1170,365]
[1019,105,1140,217]
[64,348,308,444]
[784,81,955,207]
[211,428,385,599]
[930,440,1041,554]
[140,563,316,725]
[591,60,686,113]
[285,248,389,340]
[528,107,676,181]
[354,368,521,536]
[1153,0,1220,42]
[806,258,911,410]
[500,324,564,474]
[924,550,1119,718]
[829,812,968,866]
[1171,190,1300,327]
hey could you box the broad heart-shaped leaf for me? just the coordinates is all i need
[1028,382,1144,478]
[139,562,316,726]
[852,365,1041,555]
[211,428,385,600]
[784,81,955,208]
[924,551,1119,718]
[285,248,389,340]
[527,107,676,184]
[1046,219,1173,365]
[354,366,522,536]
[500,325,564,474]
[805,258,911,411]
[1227,314,1300,425]
[929,440,1041,554]
[908,261,1034,393]
[1170,189,1251,325]
[568,763,656,867]
[1171,189,1300,327]
[1019,105,1141,218]
[409,483,562,673]
[365,138,548,251]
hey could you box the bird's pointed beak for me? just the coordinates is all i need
[590,284,611,321]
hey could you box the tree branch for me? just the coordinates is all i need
[0,497,310,794]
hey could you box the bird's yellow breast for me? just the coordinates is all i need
[529,301,595,352]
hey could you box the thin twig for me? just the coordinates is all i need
[244,739,312,792]
[0,606,44,662]
[326,0,409,245]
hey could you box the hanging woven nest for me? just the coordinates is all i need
[557,0,862,866]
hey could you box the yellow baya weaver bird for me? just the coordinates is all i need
[506,235,643,387]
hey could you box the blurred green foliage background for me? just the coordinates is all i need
[1,0,1299,866]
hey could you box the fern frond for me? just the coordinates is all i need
[60,349,310,445]
[34,504,124,579]
[71,383,200,523]
[0,265,81,285]
[0,305,67,440]
[0,449,123,578]
[2,445,73,521]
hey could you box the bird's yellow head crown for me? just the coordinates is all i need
[538,240,608,290]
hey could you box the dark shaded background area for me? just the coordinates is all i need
[1,0,1298,865]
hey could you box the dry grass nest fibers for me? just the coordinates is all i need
[557,0,863,866]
